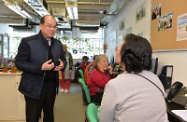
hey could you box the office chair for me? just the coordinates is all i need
[86,103,99,122]
[79,69,85,81]
[158,65,173,91]
[78,78,91,106]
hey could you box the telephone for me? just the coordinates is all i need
[171,87,187,108]
[166,81,183,101]
[166,81,187,108]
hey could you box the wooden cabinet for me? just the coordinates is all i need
[0,73,25,121]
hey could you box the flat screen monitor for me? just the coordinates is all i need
[150,57,158,74]
[109,55,115,66]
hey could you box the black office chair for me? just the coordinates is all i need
[158,65,173,91]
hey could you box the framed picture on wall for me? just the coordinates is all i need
[136,1,146,22]
[158,12,173,31]
[177,13,187,41]
[152,3,161,20]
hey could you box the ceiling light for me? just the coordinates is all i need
[21,10,32,18]
[65,1,78,20]
[4,3,32,19]
[24,0,50,17]
[76,19,100,27]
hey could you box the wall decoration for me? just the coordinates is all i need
[109,30,117,49]
[126,27,132,34]
[136,1,146,22]
[119,19,125,31]
[158,12,173,31]
[177,13,187,41]
[152,3,161,20]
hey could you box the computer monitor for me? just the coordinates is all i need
[109,55,115,66]
[150,57,158,74]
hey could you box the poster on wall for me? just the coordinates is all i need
[158,12,172,31]
[136,1,146,22]
[176,13,187,41]
[107,31,117,60]
[109,30,117,49]
[151,3,161,20]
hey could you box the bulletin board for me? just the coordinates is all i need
[151,0,187,51]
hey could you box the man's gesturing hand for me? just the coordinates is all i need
[42,59,55,71]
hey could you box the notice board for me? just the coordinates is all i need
[151,0,187,51]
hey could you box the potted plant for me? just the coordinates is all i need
[2,65,9,73]
[10,66,17,73]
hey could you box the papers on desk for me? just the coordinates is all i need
[171,110,187,121]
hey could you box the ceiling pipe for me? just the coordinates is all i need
[100,0,131,26]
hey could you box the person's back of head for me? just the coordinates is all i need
[120,34,152,73]
[82,56,89,63]
[63,44,67,52]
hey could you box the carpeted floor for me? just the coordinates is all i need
[54,83,86,122]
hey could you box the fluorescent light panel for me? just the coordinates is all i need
[76,19,100,27]
[66,7,78,20]
[66,1,78,20]
[4,3,32,18]
[21,10,32,18]
[24,0,50,17]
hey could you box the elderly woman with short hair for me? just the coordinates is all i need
[98,34,168,122]
[89,54,113,105]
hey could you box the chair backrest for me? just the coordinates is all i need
[86,103,99,122]
[78,78,91,105]
[78,69,85,80]
[158,65,173,90]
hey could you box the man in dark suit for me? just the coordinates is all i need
[15,15,67,122]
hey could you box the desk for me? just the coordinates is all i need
[166,101,186,122]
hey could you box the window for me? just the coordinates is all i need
[60,28,104,60]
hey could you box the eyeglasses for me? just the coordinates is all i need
[43,24,58,29]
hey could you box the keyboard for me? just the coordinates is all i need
[172,87,187,108]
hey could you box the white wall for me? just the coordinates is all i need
[153,51,187,86]
[105,0,152,61]
[105,0,187,86]
[0,24,13,36]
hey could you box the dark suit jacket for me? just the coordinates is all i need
[15,31,67,99]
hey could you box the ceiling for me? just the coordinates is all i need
[46,0,113,27]
[0,0,129,29]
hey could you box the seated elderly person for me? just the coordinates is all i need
[89,54,113,105]
[98,34,168,122]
